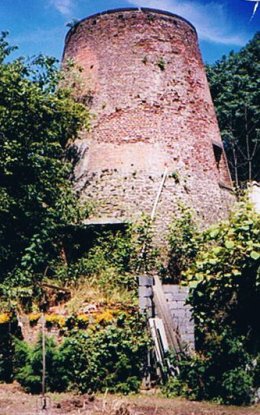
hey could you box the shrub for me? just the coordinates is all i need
[14,336,69,393]
[166,204,199,283]
[0,317,21,383]
[163,337,257,405]
[163,376,186,398]
[0,326,14,382]
[60,312,149,393]
[13,312,149,394]
[165,200,260,405]
[163,352,207,401]
[187,200,260,351]
[54,215,158,294]
[221,368,254,405]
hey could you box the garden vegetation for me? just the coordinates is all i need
[0,32,259,405]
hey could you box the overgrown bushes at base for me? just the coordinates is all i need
[164,200,260,405]
[163,333,257,405]
[14,312,149,394]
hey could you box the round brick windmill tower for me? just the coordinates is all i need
[63,8,235,236]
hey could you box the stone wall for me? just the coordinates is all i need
[63,8,235,238]
[19,315,62,344]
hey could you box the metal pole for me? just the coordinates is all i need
[136,168,168,273]
[42,313,46,409]
[151,168,168,221]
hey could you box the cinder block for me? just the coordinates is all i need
[138,286,153,298]
[138,276,154,286]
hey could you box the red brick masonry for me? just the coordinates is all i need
[63,8,235,236]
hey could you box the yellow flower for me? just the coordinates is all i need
[95,310,114,325]
[77,314,89,323]
[76,314,89,328]
[28,313,41,324]
[0,313,10,324]
[45,314,66,328]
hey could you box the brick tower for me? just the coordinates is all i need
[63,8,234,234]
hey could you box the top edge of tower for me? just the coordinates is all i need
[64,7,197,46]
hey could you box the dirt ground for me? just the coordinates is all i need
[0,383,260,415]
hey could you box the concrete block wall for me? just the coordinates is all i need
[138,276,195,350]
[163,285,194,349]
[138,276,154,318]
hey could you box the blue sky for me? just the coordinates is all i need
[0,0,259,64]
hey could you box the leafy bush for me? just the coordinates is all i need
[59,312,149,394]
[187,200,260,351]
[52,229,136,294]
[162,376,187,398]
[164,199,260,405]
[163,353,207,401]
[164,335,257,405]
[14,336,68,393]
[0,317,22,383]
[13,312,149,394]
[221,368,254,405]
[0,326,14,382]
[54,215,158,293]
[166,204,199,283]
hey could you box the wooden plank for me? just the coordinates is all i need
[153,275,182,355]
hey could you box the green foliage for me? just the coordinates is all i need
[162,376,186,398]
[0,315,22,383]
[54,229,135,290]
[0,325,15,382]
[0,33,90,297]
[163,338,256,405]
[166,205,199,283]
[207,32,260,185]
[13,313,149,394]
[157,57,166,71]
[60,313,149,394]
[186,200,260,352]
[82,230,134,275]
[54,215,157,293]
[163,352,207,401]
[14,336,68,393]
[221,368,254,406]
[164,199,260,405]
[132,215,158,274]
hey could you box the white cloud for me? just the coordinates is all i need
[127,0,247,46]
[49,0,75,16]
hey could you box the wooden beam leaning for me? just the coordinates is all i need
[153,275,182,356]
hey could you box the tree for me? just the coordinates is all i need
[207,33,260,186]
[0,32,89,295]
[186,200,260,353]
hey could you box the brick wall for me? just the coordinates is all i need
[63,8,235,237]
